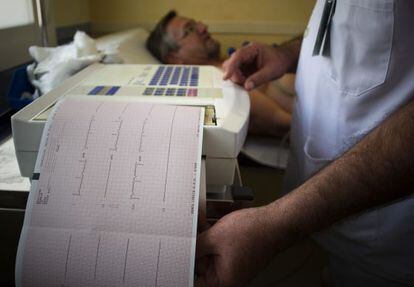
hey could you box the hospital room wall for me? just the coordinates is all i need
[53,0,91,43]
[52,0,315,55]
[54,0,90,27]
[88,0,315,56]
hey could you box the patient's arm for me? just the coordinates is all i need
[247,74,295,137]
[248,88,291,137]
[264,74,296,113]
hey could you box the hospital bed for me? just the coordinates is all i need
[12,27,257,221]
[1,26,288,286]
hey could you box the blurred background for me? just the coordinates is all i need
[0,0,315,114]
[1,1,326,287]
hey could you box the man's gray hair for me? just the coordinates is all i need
[146,10,179,63]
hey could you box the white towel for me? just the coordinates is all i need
[27,31,107,95]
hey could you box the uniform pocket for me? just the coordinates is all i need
[303,137,335,179]
[326,0,394,96]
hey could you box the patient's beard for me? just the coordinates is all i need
[207,41,221,60]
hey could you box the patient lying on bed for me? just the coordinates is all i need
[146,10,295,138]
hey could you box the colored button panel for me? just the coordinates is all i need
[88,86,120,96]
[106,86,120,95]
[143,88,155,96]
[177,89,186,96]
[88,86,104,95]
[149,66,165,86]
[154,88,165,96]
[187,89,198,97]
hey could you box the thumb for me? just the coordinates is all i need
[195,276,208,287]
[196,229,216,259]
[245,66,275,91]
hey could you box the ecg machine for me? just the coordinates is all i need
[12,64,252,219]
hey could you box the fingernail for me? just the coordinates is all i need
[246,81,255,90]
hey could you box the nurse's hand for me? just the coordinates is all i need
[223,42,296,91]
[195,206,281,287]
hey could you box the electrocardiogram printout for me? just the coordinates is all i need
[16,98,204,287]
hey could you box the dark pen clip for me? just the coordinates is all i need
[313,0,337,56]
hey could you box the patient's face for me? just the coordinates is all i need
[166,16,220,64]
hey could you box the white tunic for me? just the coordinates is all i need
[284,0,414,284]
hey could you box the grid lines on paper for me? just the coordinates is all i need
[21,98,203,286]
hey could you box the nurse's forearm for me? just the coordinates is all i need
[265,97,414,241]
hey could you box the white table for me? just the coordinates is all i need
[0,137,30,193]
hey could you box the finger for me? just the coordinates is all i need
[222,54,241,81]
[197,208,210,233]
[198,218,211,233]
[195,256,209,275]
[223,58,247,86]
[228,70,247,86]
[245,66,276,91]
[195,276,207,287]
[195,257,219,287]
[196,229,216,259]
[223,45,257,81]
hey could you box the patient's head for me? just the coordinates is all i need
[146,10,220,65]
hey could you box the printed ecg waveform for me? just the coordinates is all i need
[16,98,204,287]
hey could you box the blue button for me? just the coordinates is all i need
[88,86,104,95]
[106,86,120,95]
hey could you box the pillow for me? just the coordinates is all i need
[95,28,161,64]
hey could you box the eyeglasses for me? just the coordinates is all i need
[178,20,198,41]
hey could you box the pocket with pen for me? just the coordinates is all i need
[325,0,394,97]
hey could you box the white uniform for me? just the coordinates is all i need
[284,0,414,285]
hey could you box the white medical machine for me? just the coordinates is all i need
[12,64,252,219]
